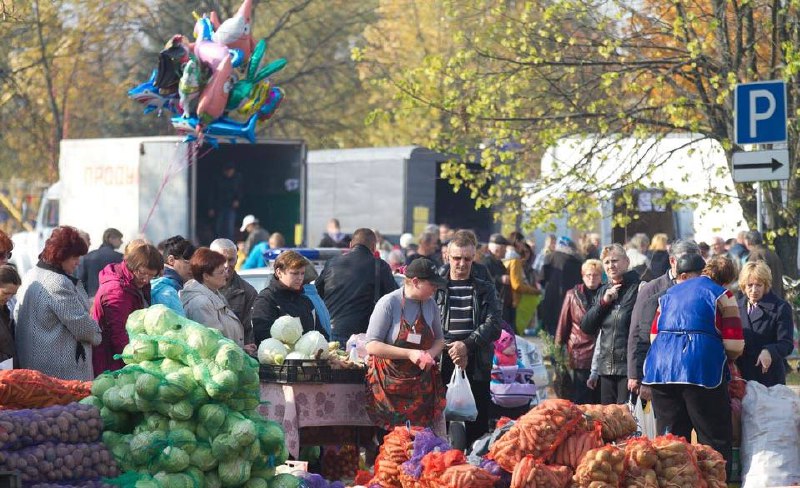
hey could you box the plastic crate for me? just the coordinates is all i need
[259,359,366,384]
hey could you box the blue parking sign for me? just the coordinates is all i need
[735,81,787,144]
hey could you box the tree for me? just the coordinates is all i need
[359,0,800,274]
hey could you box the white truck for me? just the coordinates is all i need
[11,136,307,275]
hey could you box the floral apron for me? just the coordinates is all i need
[366,293,445,429]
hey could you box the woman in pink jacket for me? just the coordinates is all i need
[91,244,163,375]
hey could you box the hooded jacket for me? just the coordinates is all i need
[91,262,150,375]
[180,280,244,345]
[252,279,325,345]
[151,268,186,317]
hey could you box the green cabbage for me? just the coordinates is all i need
[135,373,162,400]
[168,419,195,433]
[211,433,240,461]
[269,316,303,345]
[293,331,329,359]
[103,386,124,411]
[185,325,221,359]
[134,393,156,413]
[245,477,269,488]
[158,338,186,362]
[167,429,197,453]
[126,309,147,335]
[158,446,190,473]
[164,368,198,397]
[137,360,163,374]
[230,418,257,448]
[205,470,222,488]
[127,338,159,363]
[160,358,186,374]
[218,458,251,487]
[119,384,137,411]
[167,400,194,421]
[243,438,261,461]
[143,413,170,432]
[153,472,195,488]
[130,431,163,464]
[116,369,139,387]
[189,442,218,471]
[250,465,275,480]
[268,474,301,488]
[215,343,244,371]
[258,420,285,455]
[91,373,116,397]
[184,467,205,488]
[207,370,239,399]
[79,395,103,410]
[257,339,289,366]
[144,306,182,335]
[198,403,227,436]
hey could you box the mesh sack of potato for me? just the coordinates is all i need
[577,404,638,441]
[550,420,604,468]
[694,444,726,488]
[622,437,659,488]
[510,455,572,488]
[488,399,583,472]
[572,444,625,487]
[652,435,704,488]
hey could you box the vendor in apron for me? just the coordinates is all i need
[365,257,447,430]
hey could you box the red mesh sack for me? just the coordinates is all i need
[572,445,625,487]
[622,437,659,487]
[439,464,498,488]
[577,403,638,441]
[652,435,706,488]
[694,444,727,488]
[511,455,572,488]
[550,420,604,468]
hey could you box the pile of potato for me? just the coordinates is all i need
[577,404,638,442]
[0,403,102,449]
[572,445,626,487]
[0,441,118,483]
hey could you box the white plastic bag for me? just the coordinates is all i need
[741,381,800,488]
[444,366,478,422]
[631,397,657,439]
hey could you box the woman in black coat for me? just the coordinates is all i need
[251,251,325,345]
[736,261,794,387]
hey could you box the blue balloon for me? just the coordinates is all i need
[171,113,258,144]
[128,70,179,115]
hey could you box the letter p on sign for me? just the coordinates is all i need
[735,80,787,145]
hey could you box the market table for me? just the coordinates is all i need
[258,382,376,458]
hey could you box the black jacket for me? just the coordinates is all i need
[480,254,508,305]
[736,291,794,387]
[76,244,123,297]
[648,250,670,278]
[539,250,583,332]
[627,271,674,379]
[580,270,640,377]
[633,291,665,379]
[315,245,397,339]
[252,279,325,345]
[435,274,503,382]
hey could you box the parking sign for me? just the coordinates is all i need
[734,80,787,145]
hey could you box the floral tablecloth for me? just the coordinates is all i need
[259,382,375,458]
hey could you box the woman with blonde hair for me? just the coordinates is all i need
[648,233,670,277]
[736,261,793,386]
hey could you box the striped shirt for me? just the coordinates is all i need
[446,279,474,335]
[651,288,744,359]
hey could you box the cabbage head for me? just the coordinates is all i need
[211,433,240,461]
[184,324,222,359]
[126,338,159,363]
[198,403,227,436]
[205,471,222,488]
[167,429,197,453]
[79,395,103,410]
[218,458,251,487]
[142,413,170,432]
[268,474,301,488]
[293,331,329,359]
[91,373,116,397]
[126,309,147,335]
[135,373,162,400]
[134,393,157,412]
[130,431,164,465]
[269,316,303,345]
[189,442,218,471]
[207,370,238,399]
[215,342,244,371]
[168,419,195,433]
[154,472,195,488]
[160,358,186,374]
[167,400,194,421]
[158,446,190,473]
[144,306,182,335]
[258,420,285,455]
[257,339,288,366]
[245,478,268,488]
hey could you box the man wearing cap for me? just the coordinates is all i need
[436,230,503,445]
[538,236,583,336]
[240,215,269,257]
[626,239,700,395]
[365,256,447,430]
[642,254,743,476]
[481,233,511,308]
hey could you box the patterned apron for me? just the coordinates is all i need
[366,293,445,429]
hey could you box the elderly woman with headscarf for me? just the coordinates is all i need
[14,226,102,380]
[539,236,583,336]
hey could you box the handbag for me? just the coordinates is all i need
[444,366,478,422]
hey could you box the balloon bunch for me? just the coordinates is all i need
[127,0,286,146]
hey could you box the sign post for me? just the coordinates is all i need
[734,80,789,233]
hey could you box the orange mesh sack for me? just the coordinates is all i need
[510,455,572,488]
[488,399,583,472]
[694,444,727,488]
[0,370,92,409]
[370,426,422,488]
[439,464,498,488]
[577,403,638,441]
[572,445,625,487]
[652,435,705,488]
[622,437,659,488]
[550,420,604,468]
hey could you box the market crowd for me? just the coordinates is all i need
[0,215,793,475]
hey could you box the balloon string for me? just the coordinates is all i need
[139,142,213,235]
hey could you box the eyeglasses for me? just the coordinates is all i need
[0,252,11,260]
[134,269,158,281]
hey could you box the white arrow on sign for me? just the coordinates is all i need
[732,149,789,183]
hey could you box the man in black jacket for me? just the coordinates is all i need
[316,228,397,344]
[436,230,503,445]
[580,243,640,405]
[77,228,123,298]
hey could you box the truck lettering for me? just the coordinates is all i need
[83,166,138,186]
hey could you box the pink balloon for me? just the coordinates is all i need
[197,55,233,124]
[194,40,229,70]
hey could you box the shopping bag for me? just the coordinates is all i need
[631,397,657,439]
[445,366,478,422]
